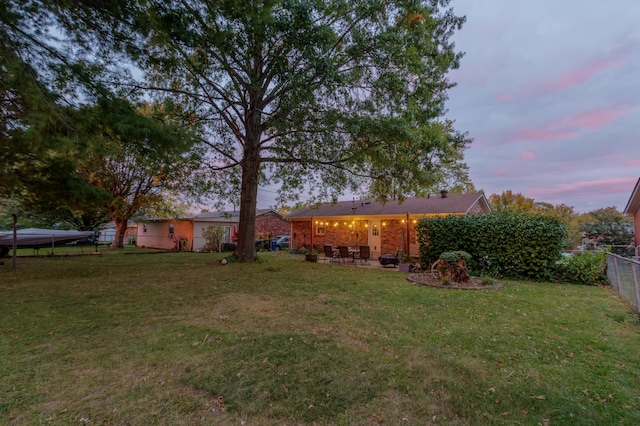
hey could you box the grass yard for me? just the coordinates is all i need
[1,250,639,425]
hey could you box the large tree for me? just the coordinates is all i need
[76,98,205,248]
[8,0,470,261]
[1,0,142,226]
[68,0,465,261]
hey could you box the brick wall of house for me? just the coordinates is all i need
[291,220,369,251]
[634,209,640,248]
[291,219,415,255]
[380,219,416,256]
[255,212,290,239]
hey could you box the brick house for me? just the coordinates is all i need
[286,191,491,258]
[255,210,290,240]
[623,177,640,257]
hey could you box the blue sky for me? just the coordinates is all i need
[252,0,640,213]
[445,0,640,212]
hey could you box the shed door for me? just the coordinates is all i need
[369,221,381,257]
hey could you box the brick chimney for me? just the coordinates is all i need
[440,190,448,198]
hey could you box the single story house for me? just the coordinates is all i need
[136,217,194,251]
[136,209,289,252]
[286,191,491,258]
[623,177,640,257]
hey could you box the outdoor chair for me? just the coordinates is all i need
[323,245,339,264]
[356,245,371,265]
[338,245,353,264]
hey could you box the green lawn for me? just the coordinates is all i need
[1,251,639,425]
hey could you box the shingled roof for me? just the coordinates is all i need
[192,209,282,221]
[286,192,490,219]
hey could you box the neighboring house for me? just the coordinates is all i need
[286,191,491,258]
[255,209,290,239]
[136,218,194,251]
[192,211,239,252]
[136,209,290,252]
[623,177,640,256]
[193,209,289,252]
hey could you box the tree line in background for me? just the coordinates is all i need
[488,190,634,250]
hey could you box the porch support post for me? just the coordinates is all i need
[406,212,410,257]
[310,216,314,252]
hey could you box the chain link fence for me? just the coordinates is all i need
[607,253,640,314]
[602,245,637,258]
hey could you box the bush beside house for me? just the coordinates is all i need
[417,213,567,280]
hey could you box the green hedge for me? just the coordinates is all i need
[554,252,608,285]
[416,213,567,280]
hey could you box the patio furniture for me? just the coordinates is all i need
[338,245,353,264]
[378,253,399,267]
[355,245,371,265]
[323,245,340,264]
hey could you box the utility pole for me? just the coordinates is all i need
[12,214,17,269]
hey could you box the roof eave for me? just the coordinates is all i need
[623,178,640,216]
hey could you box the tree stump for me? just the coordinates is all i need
[437,251,471,283]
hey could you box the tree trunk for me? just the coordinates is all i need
[232,60,264,262]
[234,152,260,261]
[234,106,262,262]
[113,219,128,249]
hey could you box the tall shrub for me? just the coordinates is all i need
[202,225,226,252]
[416,213,567,280]
[554,252,608,285]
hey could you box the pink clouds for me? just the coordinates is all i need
[520,151,535,160]
[604,155,640,168]
[540,178,637,197]
[519,178,636,209]
[513,107,630,142]
[514,128,577,141]
[496,45,632,102]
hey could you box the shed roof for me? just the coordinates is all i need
[286,192,490,219]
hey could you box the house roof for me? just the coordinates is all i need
[286,192,490,219]
[193,208,282,221]
[623,178,640,216]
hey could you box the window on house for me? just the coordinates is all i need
[372,223,380,237]
[169,224,175,236]
[316,222,326,235]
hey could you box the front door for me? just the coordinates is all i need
[369,220,381,257]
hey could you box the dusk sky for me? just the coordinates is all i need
[446,0,640,213]
[253,1,639,213]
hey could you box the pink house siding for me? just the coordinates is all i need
[136,220,194,251]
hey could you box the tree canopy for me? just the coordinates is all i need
[92,0,470,260]
[3,0,472,261]
[581,207,634,247]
